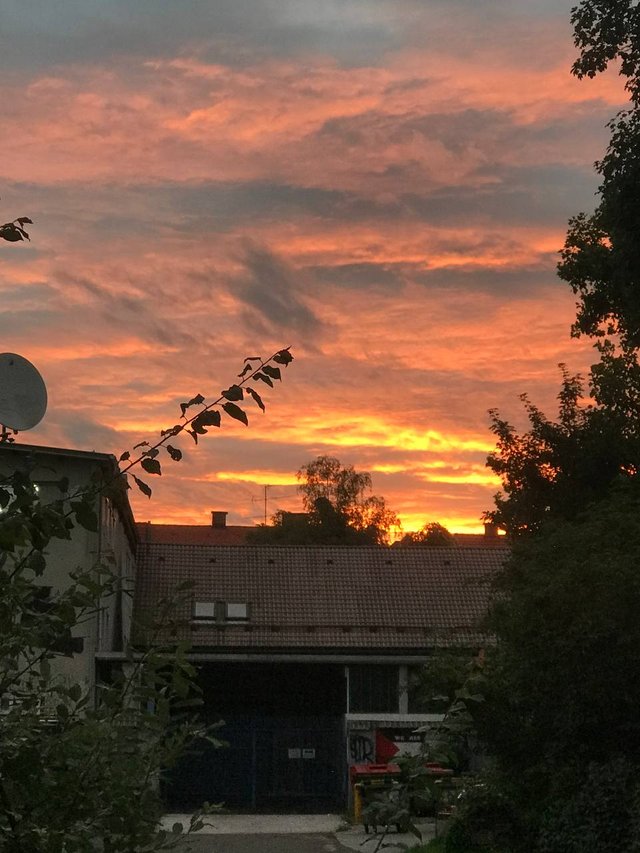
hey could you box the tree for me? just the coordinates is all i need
[297,455,400,544]
[444,6,640,849]
[484,363,640,536]
[0,348,294,851]
[470,484,640,851]
[398,522,454,546]
[558,0,640,349]
[249,455,400,545]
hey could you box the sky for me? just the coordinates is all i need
[0,0,628,532]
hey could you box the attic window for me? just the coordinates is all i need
[225,602,249,622]
[193,601,216,621]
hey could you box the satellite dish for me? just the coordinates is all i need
[0,353,48,436]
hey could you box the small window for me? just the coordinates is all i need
[193,601,216,620]
[225,602,248,622]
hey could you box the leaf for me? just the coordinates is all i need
[141,458,162,476]
[262,365,281,381]
[133,475,152,498]
[186,429,198,444]
[222,402,249,426]
[17,217,33,225]
[192,410,221,430]
[71,500,98,532]
[68,683,82,703]
[180,393,205,417]
[119,451,131,462]
[222,384,244,401]
[133,441,149,450]
[246,387,265,412]
[160,424,182,437]
[252,372,273,388]
[273,348,294,365]
[166,445,182,462]
[237,363,253,378]
[0,224,23,242]
[57,476,70,493]
[29,551,46,575]
[0,488,12,508]
[142,447,159,458]
[244,355,261,362]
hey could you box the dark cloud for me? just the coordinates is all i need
[52,271,197,348]
[232,241,327,341]
[50,411,121,453]
[0,0,406,72]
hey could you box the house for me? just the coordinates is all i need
[130,540,506,811]
[0,441,507,811]
[0,443,137,697]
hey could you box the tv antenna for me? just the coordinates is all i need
[0,353,48,443]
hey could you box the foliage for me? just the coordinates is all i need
[451,483,640,851]
[247,500,381,545]
[0,464,213,852]
[443,779,527,853]
[0,349,293,850]
[298,456,400,544]
[0,216,32,243]
[399,523,454,547]
[248,455,400,545]
[484,360,640,535]
[537,757,640,853]
[361,754,437,850]
[411,652,486,772]
[484,483,640,780]
[116,348,293,500]
[557,0,640,348]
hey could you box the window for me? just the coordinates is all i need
[349,665,399,713]
[193,601,216,620]
[225,602,248,622]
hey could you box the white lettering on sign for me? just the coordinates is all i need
[302,748,316,759]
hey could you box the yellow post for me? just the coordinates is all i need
[353,782,363,824]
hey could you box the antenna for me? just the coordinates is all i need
[0,353,48,443]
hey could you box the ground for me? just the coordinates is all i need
[165,813,436,853]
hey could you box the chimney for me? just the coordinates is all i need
[484,522,498,538]
[211,511,228,529]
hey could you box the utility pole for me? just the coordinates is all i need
[264,484,269,525]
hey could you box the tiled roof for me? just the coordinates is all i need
[136,522,252,546]
[134,544,507,652]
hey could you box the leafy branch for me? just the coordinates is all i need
[0,217,33,243]
[116,347,293,499]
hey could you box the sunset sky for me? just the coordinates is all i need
[0,1,628,532]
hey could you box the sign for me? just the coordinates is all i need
[288,748,301,759]
[302,748,316,759]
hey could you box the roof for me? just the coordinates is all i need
[0,441,137,547]
[134,544,507,653]
[136,522,252,546]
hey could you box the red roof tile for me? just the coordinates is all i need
[136,522,252,546]
[134,544,507,651]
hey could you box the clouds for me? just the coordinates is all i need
[232,241,327,341]
[0,0,619,532]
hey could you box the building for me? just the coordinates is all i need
[131,541,506,811]
[0,443,506,811]
[0,443,137,695]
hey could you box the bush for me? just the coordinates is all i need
[444,782,527,853]
[538,757,640,853]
